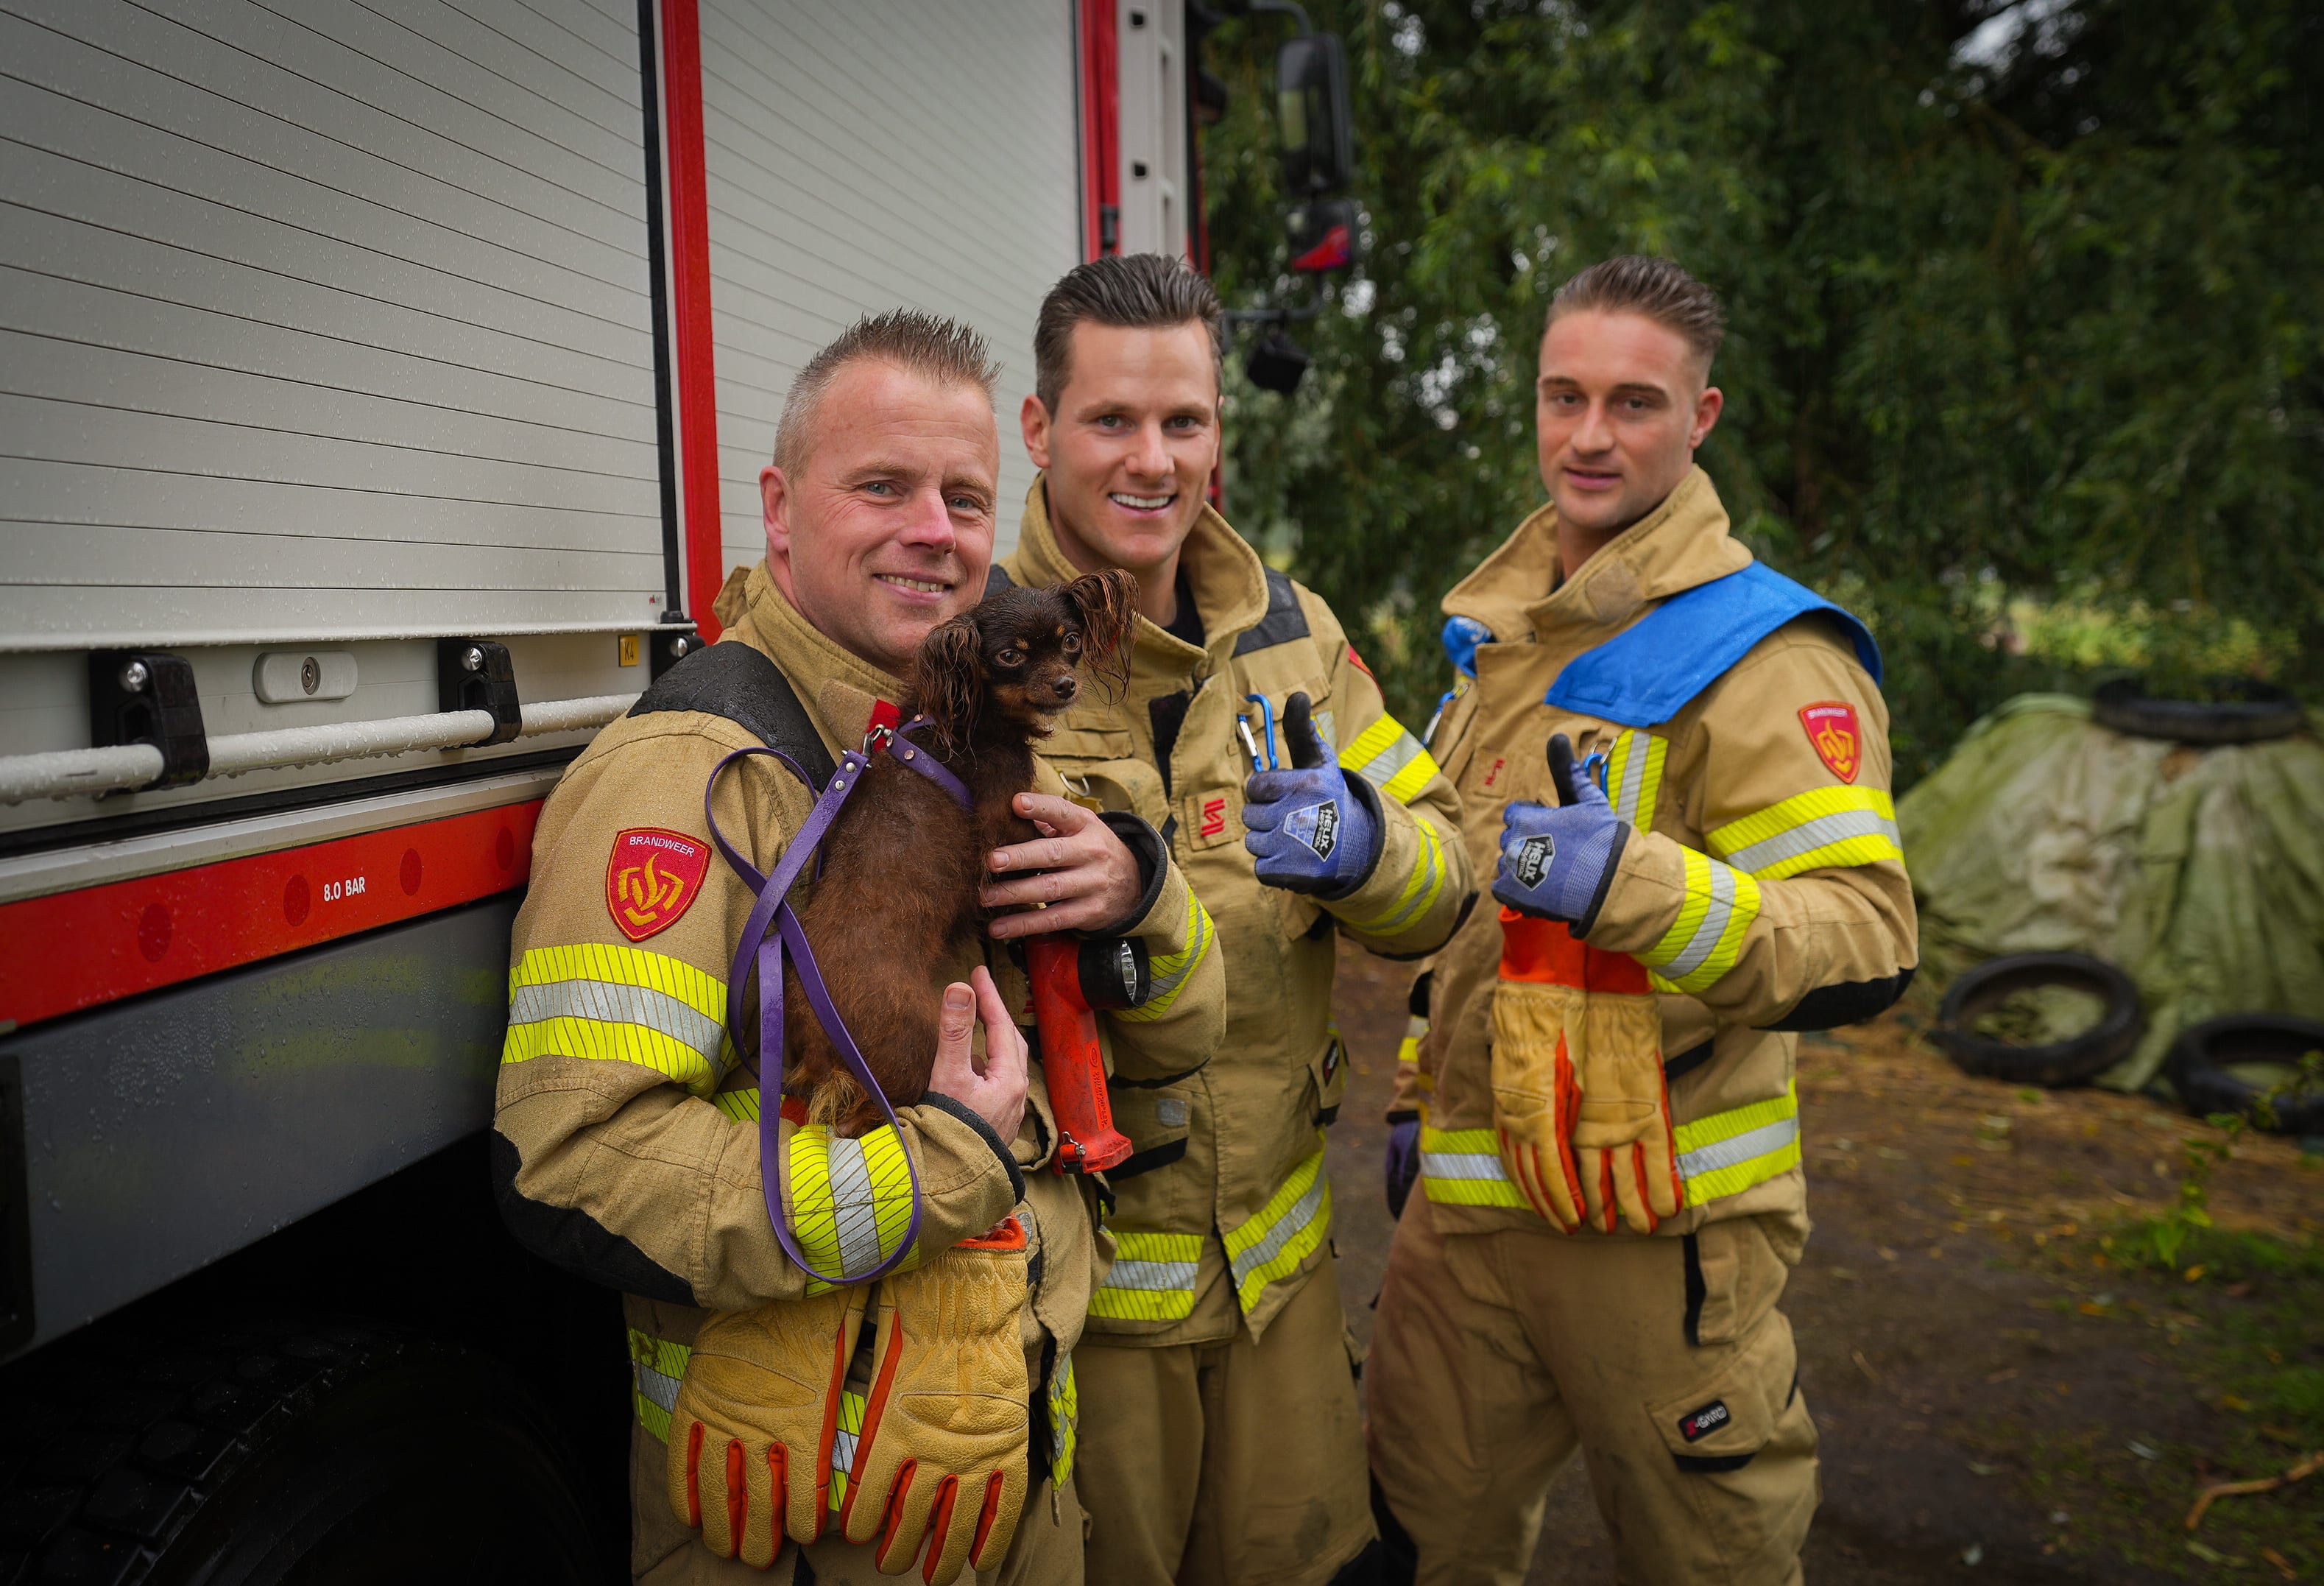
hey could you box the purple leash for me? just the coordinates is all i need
[703,716,973,1286]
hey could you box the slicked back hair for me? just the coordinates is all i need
[1547,256,1726,372]
[773,309,1001,475]
[1034,253,1225,413]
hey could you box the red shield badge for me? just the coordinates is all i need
[606,828,710,941]
[1798,702,1862,784]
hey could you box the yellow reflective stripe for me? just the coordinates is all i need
[1675,1083,1802,1206]
[1706,786,1904,880]
[805,1244,920,1299]
[1222,1141,1331,1314]
[1638,848,1761,994]
[1606,730,1667,829]
[1089,1230,1201,1320]
[503,942,734,1095]
[1116,889,1215,1024]
[1046,1355,1079,1490]
[1418,1123,1527,1208]
[1341,714,1442,806]
[1346,816,1448,937]
[712,1088,760,1124]
[627,1328,691,1443]
[784,1122,916,1282]
[829,1386,867,1512]
[1395,1012,1427,1070]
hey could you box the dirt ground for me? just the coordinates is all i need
[1324,953,2324,1584]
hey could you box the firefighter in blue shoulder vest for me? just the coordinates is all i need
[1368,258,1918,1586]
[994,254,1476,1586]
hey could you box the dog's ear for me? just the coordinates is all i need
[908,613,983,758]
[1063,569,1138,697]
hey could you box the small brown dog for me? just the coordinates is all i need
[783,570,1137,1134]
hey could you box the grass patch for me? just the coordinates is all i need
[2025,1223,2324,1578]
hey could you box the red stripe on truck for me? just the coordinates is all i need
[658,0,725,642]
[0,802,543,1032]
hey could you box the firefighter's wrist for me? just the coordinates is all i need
[1089,811,1165,936]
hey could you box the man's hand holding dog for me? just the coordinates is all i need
[981,794,1144,937]
[928,965,1028,1143]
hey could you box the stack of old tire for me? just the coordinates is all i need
[1902,678,2323,1135]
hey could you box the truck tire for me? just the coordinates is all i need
[1932,952,2143,1088]
[0,1315,606,1586]
[2091,677,2305,746]
[2166,1015,2324,1136]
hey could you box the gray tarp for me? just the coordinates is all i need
[1896,694,2324,1090]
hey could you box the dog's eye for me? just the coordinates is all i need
[995,646,1025,668]
[1062,632,1083,656]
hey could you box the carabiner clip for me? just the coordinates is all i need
[1237,694,1279,772]
[1580,747,1611,795]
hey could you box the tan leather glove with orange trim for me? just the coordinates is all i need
[666,1285,869,1566]
[836,1219,1031,1585]
[1491,912,1684,1235]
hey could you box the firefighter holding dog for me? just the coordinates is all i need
[993,254,1476,1586]
[1366,258,1919,1586]
[494,311,1225,1584]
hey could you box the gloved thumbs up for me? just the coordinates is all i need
[1547,733,1606,811]
[1494,735,1625,933]
[1282,691,1329,770]
[1243,691,1377,895]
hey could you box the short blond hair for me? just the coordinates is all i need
[774,309,1000,474]
[1547,256,1725,368]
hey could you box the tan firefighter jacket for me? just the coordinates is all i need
[997,481,1474,1345]
[1402,469,1918,1254]
[492,560,1225,1497]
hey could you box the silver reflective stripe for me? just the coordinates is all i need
[1226,1169,1326,1286]
[824,1135,886,1277]
[1147,903,1214,1004]
[1100,1257,1200,1293]
[1720,808,1901,877]
[508,978,726,1067]
[1355,732,1424,791]
[1660,860,1740,982]
[634,1359,681,1416]
[832,1421,859,1478]
[1419,1149,1507,1181]
[1677,1116,1801,1181]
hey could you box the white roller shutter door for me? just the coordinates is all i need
[696,0,1080,569]
[0,0,665,649]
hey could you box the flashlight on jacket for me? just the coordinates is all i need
[1025,934,1151,1174]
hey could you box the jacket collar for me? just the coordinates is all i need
[1443,467,1752,644]
[1012,476,1273,684]
[713,560,907,751]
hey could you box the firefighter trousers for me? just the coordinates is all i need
[1075,1254,1375,1586]
[1366,1193,1818,1586]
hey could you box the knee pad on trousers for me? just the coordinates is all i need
[1368,1474,1416,1586]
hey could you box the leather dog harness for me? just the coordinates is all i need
[703,711,972,1283]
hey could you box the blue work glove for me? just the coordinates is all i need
[1385,1116,1420,1221]
[1243,692,1381,898]
[1491,734,1630,935]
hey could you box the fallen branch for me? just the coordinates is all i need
[2184,1451,2323,1532]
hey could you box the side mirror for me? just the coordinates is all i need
[1276,32,1354,195]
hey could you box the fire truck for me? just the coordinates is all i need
[0,1,1352,1576]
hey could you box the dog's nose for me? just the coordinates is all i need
[1053,674,1079,701]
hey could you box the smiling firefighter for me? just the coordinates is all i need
[1367,258,1920,1586]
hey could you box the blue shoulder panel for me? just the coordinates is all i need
[1544,561,1881,728]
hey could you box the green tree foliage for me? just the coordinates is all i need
[1201,0,2323,780]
